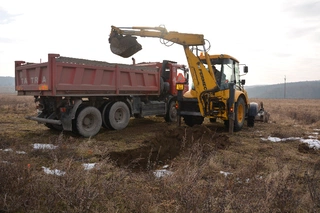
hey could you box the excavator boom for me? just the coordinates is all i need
[109,26,205,58]
[109,25,218,118]
[108,25,259,132]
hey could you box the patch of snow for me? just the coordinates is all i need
[83,163,96,170]
[261,136,300,143]
[154,169,173,178]
[265,136,282,142]
[33,143,58,150]
[262,135,320,150]
[42,166,65,176]
[16,151,26,154]
[3,148,13,152]
[220,171,232,177]
[283,137,301,141]
[300,139,320,149]
[162,165,169,169]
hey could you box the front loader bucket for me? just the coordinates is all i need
[109,33,142,58]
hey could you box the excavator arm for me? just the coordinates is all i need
[110,26,205,47]
[109,25,220,117]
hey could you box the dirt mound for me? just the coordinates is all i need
[298,143,318,154]
[109,125,231,170]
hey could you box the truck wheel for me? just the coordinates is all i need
[100,101,113,129]
[184,115,204,127]
[165,101,177,122]
[75,106,102,137]
[105,101,130,130]
[234,97,246,131]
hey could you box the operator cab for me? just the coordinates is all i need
[200,54,247,90]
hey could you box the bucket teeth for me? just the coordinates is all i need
[109,35,142,58]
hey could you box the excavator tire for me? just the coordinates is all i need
[234,97,246,131]
[109,34,142,58]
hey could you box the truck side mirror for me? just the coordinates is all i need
[244,66,248,73]
[241,79,246,85]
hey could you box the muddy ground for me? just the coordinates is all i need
[0,109,231,171]
[2,95,320,212]
[0,95,319,173]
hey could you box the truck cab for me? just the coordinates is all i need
[135,60,189,96]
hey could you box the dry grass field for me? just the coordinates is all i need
[1,94,320,212]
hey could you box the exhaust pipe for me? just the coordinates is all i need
[26,116,62,125]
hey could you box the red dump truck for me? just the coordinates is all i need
[15,54,189,137]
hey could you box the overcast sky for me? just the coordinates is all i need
[1,0,319,86]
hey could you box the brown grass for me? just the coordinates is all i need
[252,98,320,126]
[1,95,320,212]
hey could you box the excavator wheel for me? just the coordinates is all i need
[234,97,246,131]
[109,31,142,58]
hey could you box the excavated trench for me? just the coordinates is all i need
[108,125,231,171]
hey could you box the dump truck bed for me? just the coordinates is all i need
[15,54,160,96]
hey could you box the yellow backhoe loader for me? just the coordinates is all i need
[109,25,259,131]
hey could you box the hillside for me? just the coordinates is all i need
[1,76,320,99]
[246,80,320,99]
[0,76,15,93]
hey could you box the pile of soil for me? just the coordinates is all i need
[108,125,231,170]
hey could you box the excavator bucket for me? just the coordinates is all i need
[109,31,142,58]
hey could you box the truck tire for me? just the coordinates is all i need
[100,101,113,129]
[165,101,177,122]
[72,104,86,134]
[75,106,102,137]
[105,101,130,130]
[234,97,246,131]
[184,115,204,127]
